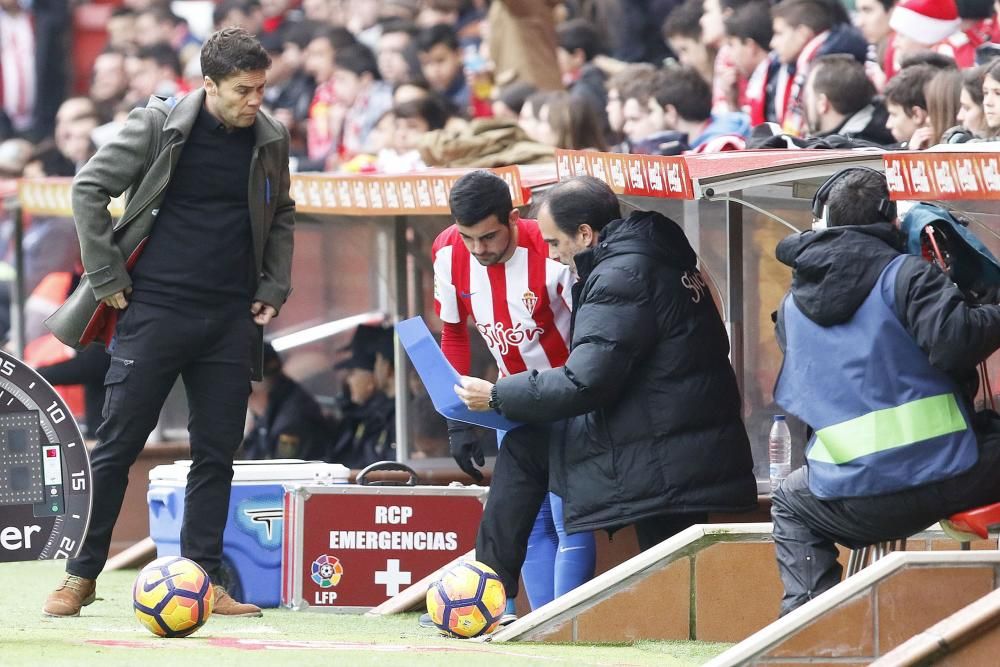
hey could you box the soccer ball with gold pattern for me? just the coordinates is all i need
[426,560,506,638]
[133,556,214,637]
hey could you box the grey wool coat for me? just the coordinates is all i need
[45,89,295,364]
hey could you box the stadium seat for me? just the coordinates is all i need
[847,503,1000,576]
[846,539,908,576]
[941,502,1000,545]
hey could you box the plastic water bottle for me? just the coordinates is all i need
[769,415,792,492]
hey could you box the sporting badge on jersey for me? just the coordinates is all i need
[521,289,537,314]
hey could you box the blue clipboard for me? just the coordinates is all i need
[396,316,523,431]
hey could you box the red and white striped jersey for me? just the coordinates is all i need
[433,218,573,376]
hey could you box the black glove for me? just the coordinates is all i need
[448,420,485,482]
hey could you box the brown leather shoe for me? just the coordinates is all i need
[42,574,97,617]
[213,586,262,617]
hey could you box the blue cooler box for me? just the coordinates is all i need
[147,459,350,607]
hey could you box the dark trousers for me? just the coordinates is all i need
[476,424,551,596]
[67,301,252,581]
[476,423,709,596]
[633,513,709,551]
[771,412,1000,616]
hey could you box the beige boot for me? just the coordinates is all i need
[213,587,263,617]
[42,574,97,617]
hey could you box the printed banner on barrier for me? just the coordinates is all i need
[18,179,125,217]
[16,168,527,218]
[556,149,693,199]
[884,153,1000,201]
[291,166,526,215]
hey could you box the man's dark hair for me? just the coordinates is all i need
[334,43,381,79]
[809,54,876,116]
[884,63,935,113]
[609,63,659,99]
[557,19,605,62]
[416,24,460,53]
[449,171,513,227]
[380,17,419,37]
[426,0,461,12]
[262,342,284,378]
[110,6,136,19]
[142,7,183,27]
[137,43,183,77]
[771,0,837,34]
[258,30,284,54]
[721,0,758,9]
[663,0,702,40]
[201,27,271,81]
[212,0,259,28]
[496,81,536,115]
[824,169,893,227]
[394,94,453,130]
[313,26,359,51]
[524,90,557,119]
[280,20,322,50]
[899,51,957,70]
[873,0,895,9]
[957,0,994,19]
[97,46,126,59]
[542,176,622,236]
[654,66,712,123]
[724,1,773,51]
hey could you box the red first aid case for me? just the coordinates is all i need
[281,483,488,611]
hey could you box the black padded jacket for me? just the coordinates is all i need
[494,211,757,532]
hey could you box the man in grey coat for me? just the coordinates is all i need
[43,28,295,618]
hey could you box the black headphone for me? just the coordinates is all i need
[811,166,896,229]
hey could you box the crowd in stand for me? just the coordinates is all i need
[2,0,999,183]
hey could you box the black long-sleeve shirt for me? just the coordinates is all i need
[130,105,255,317]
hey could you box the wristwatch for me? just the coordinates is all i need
[488,384,501,413]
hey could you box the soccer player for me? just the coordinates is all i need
[431,170,595,615]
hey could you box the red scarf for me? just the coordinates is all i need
[781,30,829,137]
[744,56,776,127]
[934,27,987,69]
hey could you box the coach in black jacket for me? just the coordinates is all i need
[457,176,756,595]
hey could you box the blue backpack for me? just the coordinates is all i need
[899,202,1000,303]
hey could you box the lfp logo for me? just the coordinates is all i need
[311,554,344,588]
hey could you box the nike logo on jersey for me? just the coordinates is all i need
[460,291,476,298]
[143,572,182,592]
[558,546,587,553]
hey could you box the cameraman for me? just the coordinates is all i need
[770,167,1000,615]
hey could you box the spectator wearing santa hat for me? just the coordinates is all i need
[885,0,962,77]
